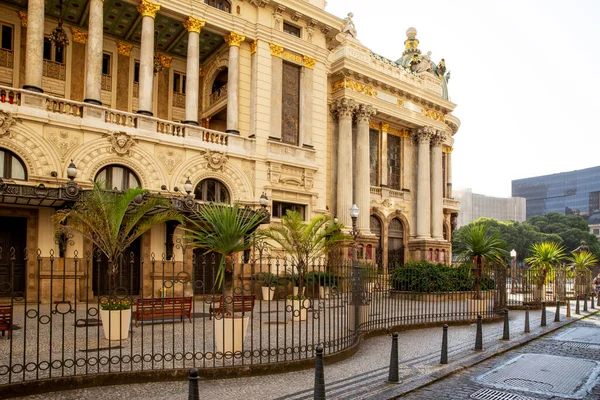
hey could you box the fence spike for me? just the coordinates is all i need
[440,324,448,364]
[387,332,400,384]
[188,368,200,400]
[584,294,588,312]
[576,296,580,315]
[541,302,547,326]
[502,309,510,340]
[524,306,530,333]
[314,345,326,400]
[474,315,483,351]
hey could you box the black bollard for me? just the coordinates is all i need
[541,302,547,327]
[502,309,510,340]
[591,293,596,310]
[576,296,580,315]
[554,300,560,323]
[584,294,588,312]
[188,368,200,400]
[524,306,530,333]
[597,291,600,307]
[440,324,448,364]
[387,332,400,384]
[314,345,326,400]
[474,315,483,351]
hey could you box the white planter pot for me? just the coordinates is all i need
[261,286,275,301]
[213,315,250,354]
[319,286,330,299]
[292,286,305,297]
[100,308,131,341]
[286,299,308,321]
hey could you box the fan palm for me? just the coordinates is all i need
[259,210,346,289]
[567,250,597,296]
[453,224,508,299]
[184,203,266,291]
[525,242,566,287]
[52,183,183,287]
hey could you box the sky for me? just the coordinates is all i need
[324,0,600,198]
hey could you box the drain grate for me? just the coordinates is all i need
[470,388,538,400]
[561,341,591,349]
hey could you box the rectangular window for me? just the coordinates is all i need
[173,71,186,94]
[369,129,379,186]
[102,53,111,76]
[43,38,52,61]
[43,37,65,63]
[283,22,301,38]
[272,201,306,220]
[281,62,301,145]
[1,24,13,51]
[387,134,401,190]
[134,61,140,83]
[594,229,599,235]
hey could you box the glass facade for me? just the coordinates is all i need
[512,166,600,221]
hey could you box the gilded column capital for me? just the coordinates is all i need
[355,104,377,123]
[381,123,389,133]
[224,31,245,47]
[442,146,453,153]
[330,98,357,120]
[269,43,284,57]
[183,16,205,34]
[414,126,435,143]
[137,0,161,19]
[158,54,172,68]
[18,11,27,27]
[303,55,316,69]
[116,42,133,56]
[70,27,88,44]
[250,40,258,54]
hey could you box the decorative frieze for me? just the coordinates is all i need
[158,54,172,68]
[421,108,446,122]
[45,129,82,161]
[282,50,303,65]
[303,55,316,69]
[70,27,88,44]
[369,121,410,138]
[267,162,314,190]
[331,77,377,98]
[155,145,184,174]
[269,43,284,57]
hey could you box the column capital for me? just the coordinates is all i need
[117,42,133,56]
[330,98,357,119]
[355,104,377,123]
[442,146,453,153]
[225,31,245,47]
[250,40,258,54]
[158,54,172,68]
[18,11,27,27]
[414,126,435,143]
[303,55,316,69]
[70,27,88,44]
[137,0,161,19]
[183,16,205,34]
[431,132,447,147]
[269,42,284,57]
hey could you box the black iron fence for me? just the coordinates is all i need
[0,246,594,388]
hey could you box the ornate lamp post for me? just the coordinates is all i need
[349,204,362,332]
[510,249,517,294]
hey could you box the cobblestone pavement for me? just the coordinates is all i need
[10,304,598,400]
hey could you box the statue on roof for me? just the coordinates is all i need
[435,59,446,78]
[342,13,357,37]
[413,51,433,73]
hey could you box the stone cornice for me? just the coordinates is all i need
[262,0,343,35]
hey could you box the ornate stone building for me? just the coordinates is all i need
[0,0,459,301]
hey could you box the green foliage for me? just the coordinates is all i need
[304,271,340,287]
[99,297,132,310]
[252,272,280,286]
[566,250,598,279]
[389,262,496,292]
[528,213,600,258]
[525,242,566,286]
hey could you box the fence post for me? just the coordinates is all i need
[474,315,483,351]
[188,368,200,400]
[387,332,400,383]
[314,345,326,400]
[502,309,510,341]
[524,306,530,333]
[541,302,547,327]
[576,296,580,315]
[440,324,448,364]
[566,299,571,318]
[590,293,595,310]
[584,294,588,312]
[554,300,560,322]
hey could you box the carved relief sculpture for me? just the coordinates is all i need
[107,131,136,156]
[204,150,228,170]
[0,111,17,138]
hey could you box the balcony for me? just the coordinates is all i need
[443,198,460,212]
[42,60,66,81]
[209,84,227,106]
[0,48,13,69]
[101,74,112,91]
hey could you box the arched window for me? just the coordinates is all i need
[95,165,140,191]
[0,148,26,180]
[388,218,404,267]
[195,178,230,203]
[205,0,231,13]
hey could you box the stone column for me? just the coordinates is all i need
[23,0,44,92]
[300,56,315,147]
[69,27,87,102]
[84,0,104,105]
[380,123,389,186]
[355,104,376,232]
[445,148,453,198]
[430,132,445,240]
[116,42,132,111]
[269,43,283,140]
[415,127,434,239]
[136,0,160,116]
[332,98,357,228]
[224,31,245,135]
[183,16,204,125]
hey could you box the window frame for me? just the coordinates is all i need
[43,37,65,64]
[283,22,301,38]
[272,201,306,220]
[102,52,112,76]
[194,178,231,204]
[95,165,141,191]
[0,148,27,180]
[1,24,14,51]
[173,71,186,95]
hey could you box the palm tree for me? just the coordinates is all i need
[453,224,508,299]
[184,203,266,291]
[567,250,597,297]
[52,183,183,288]
[525,242,566,292]
[259,210,346,290]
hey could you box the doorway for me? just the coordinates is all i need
[0,216,27,297]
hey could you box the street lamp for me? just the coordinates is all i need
[510,249,517,294]
[66,160,78,181]
[183,177,193,195]
[259,192,269,209]
[349,204,359,240]
[349,204,363,332]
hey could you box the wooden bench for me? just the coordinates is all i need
[0,305,12,339]
[209,295,255,318]
[134,297,193,327]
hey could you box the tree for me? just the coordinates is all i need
[52,184,182,287]
[453,224,508,299]
[525,242,566,287]
[259,210,346,289]
[184,203,266,291]
[528,213,600,257]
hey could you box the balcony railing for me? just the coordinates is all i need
[101,74,112,91]
[42,60,66,81]
[172,92,185,108]
[133,82,139,98]
[0,87,19,105]
[370,186,382,195]
[209,84,227,105]
[0,48,13,69]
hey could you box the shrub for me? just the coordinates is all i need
[304,271,340,287]
[251,272,280,286]
[389,262,496,292]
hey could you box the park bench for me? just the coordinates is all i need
[209,294,255,318]
[0,305,12,338]
[134,296,193,327]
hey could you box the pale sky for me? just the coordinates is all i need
[325,0,600,198]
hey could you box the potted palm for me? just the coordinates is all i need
[52,183,182,340]
[567,249,596,299]
[253,272,279,301]
[525,242,565,302]
[184,203,265,353]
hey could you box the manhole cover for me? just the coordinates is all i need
[476,354,600,398]
[469,388,538,400]
[554,327,600,345]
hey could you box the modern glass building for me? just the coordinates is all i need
[512,166,600,221]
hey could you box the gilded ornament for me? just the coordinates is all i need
[269,43,284,57]
[422,108,446,122]
[369,121,380,130]
[442,146,453,153]
[250,40,258,54]
[224,31,245,47]
[137,0,161,19]
[397,99,404,106]
[282,51,302,65]
[116,42,133,56]
[303,55,316,69]
[70,27,88,44]
[18,11,27,28]
[381,123,389,133]
[183,16,205,34]
[158,54,172,68]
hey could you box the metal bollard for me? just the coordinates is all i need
[597,291,600,307]
[314,345,326,400]
[591,293,595,310]
[474,315,483,351]
[387,332,400,384]
[440,324,448,364]
[502,309,510,341]
[188,368,200,400]
[584,294,588,312]
[541,302,547,327]
[554,300,560,323]
[524,306,530,333]
[576,296,580,315]
[566,299,571,318]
